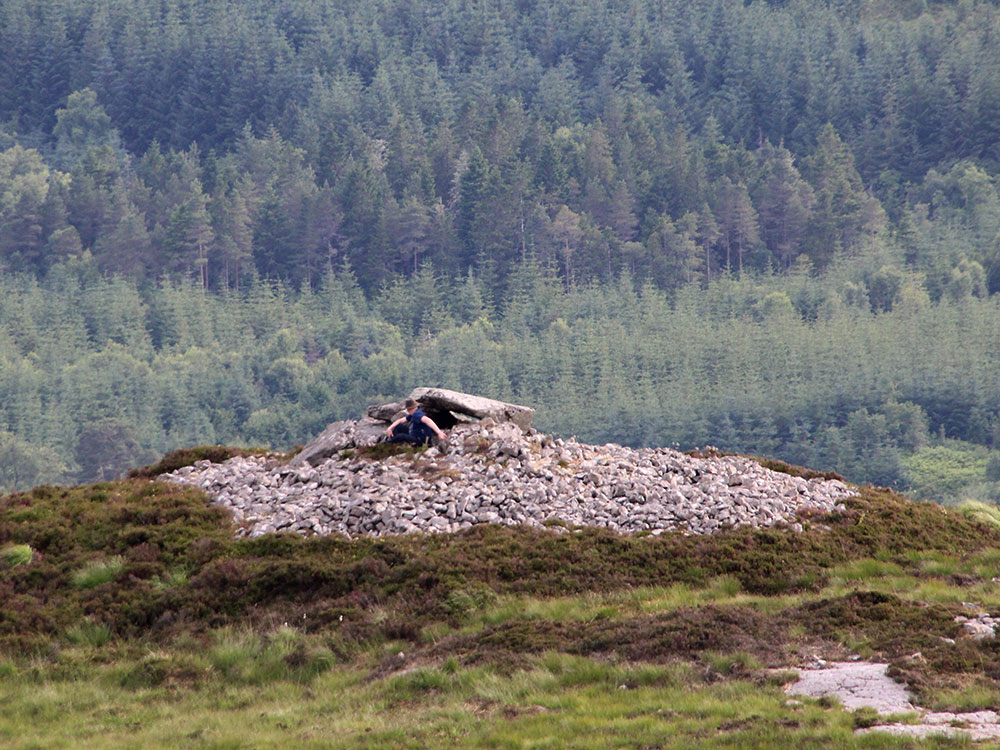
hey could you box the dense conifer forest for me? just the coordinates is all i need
[3,0,1000,501]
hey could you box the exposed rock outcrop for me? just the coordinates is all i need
[788,660,1000,741]
[164,415,856,539]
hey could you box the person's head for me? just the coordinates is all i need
[404,398,417,412]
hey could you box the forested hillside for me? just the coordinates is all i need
[3,0,1000,501]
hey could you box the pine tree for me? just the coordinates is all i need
[800,124,882,266]
[52,88,122,169]
[714,177,759,277]
[0,145,66,274]
[753,141,814,270]
[161,148,214,285]
[388,193,431,273]
[642,213,701,288]
[550,204,583,288]
[454,145,492,270]
[96,200,153,278]
[0,0,37,129]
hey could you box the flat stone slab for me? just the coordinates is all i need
[787,661,1000,740]
[787,662,916,713]
[859,711,1000,741]
[408,387,535,431]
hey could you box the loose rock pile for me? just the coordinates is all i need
[956,612,1000,640]
[163,417,856,539]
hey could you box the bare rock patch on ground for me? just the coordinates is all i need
[787,661,1000,741]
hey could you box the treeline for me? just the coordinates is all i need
[4,0,1000,502]
[2,0,1000,296]
[2,257,1000,503]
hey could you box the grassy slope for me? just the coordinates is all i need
[4,455,1000,748]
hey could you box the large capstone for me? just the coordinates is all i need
[290,388,535,467]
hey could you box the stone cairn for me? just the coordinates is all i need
[163,388,857,539]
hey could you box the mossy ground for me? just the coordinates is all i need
[4,461,1000,747]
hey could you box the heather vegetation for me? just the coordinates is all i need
[3,469,993,657]
[4,472,1000,747]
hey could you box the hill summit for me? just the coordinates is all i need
[164,390,856,539]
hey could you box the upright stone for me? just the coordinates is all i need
[289,418,386,467]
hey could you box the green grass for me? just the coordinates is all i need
[6,468,1000,746]
[205,625,335,685]
[0,594,991,748]
[150,566,189,590]
[65,619,112,647]
[0,543,33,567]
[926,680,1000,713]
[0,652,963,749]
[831,558,905,581]
[958,500,1000,528]
[700,650,763,676]
[71,556,126,588]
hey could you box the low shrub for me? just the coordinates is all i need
[444,585,497,620]
[4,473,1000,665]
[352,443,426,461]
[753,457,844,482]
[128,446,266,478]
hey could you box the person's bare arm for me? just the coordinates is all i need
[421,415,446,440]
[386,416,405,436]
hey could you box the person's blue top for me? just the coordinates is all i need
[407,408,433,442]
